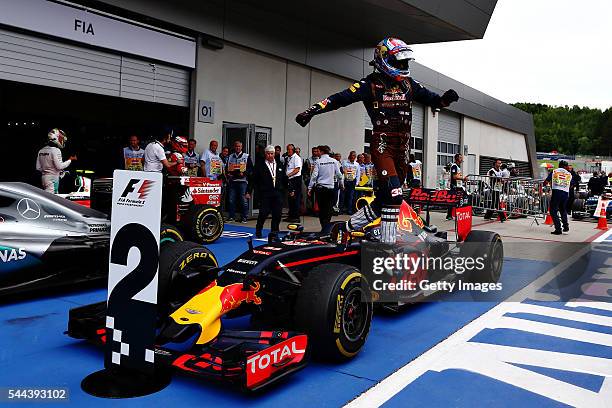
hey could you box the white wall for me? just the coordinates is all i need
[307,71,366,158]
[463,116,529,173]
[192,43,366,157]
[193,43,287,148]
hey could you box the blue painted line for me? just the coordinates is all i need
[469,328,612,359]
[382,369,571,408]
[503,312,612,335]
[510,363,605,393]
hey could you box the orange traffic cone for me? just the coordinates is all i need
[596,204,608,231]
[544,205,553,225]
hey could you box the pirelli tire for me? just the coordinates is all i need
[186,205,224,244]
[460,231,504,284]
[571,199,585,219]
[293,263,373,361]
[160,223,185,247]
[158,241,218,316]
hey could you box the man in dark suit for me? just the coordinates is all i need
[250,145,284,238]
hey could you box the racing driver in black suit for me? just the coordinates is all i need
[296,37,459,238]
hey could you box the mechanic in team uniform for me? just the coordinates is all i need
[122,135,145,171]
[444,154,469,220]
[407,153,422,188]
[36,128,77,193]
[296,37,458,234]
[308,145,344,228]
[342,151,361,215]
[183,139,200,176]
[484,159,507,222]
[227,141,254,223]
[545,160,571,235]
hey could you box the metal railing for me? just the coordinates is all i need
[464,175,551,220]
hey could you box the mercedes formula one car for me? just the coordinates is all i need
[0,182,111,296]
[67,193,503,391]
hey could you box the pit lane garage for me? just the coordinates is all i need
[0,79,189,187]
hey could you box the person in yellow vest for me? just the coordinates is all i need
[545,160,571,235]
[122,135,145,171]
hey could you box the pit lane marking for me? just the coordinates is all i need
[345,228,612,408]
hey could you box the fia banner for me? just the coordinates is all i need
[104,170,162,374]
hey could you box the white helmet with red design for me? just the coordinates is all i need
[171,135,188,154]
[48,128,68,149]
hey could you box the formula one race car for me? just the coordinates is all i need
[0,182,111,296]
[67,197,503,390]
[571,189,612,220]
[92,176,224,244]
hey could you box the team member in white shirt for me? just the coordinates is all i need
[484,159,506,222]
[36,128,76,193]
[308,145,344,228]
[144,131,178,172]
[284,144,303,223]
[200,140,224,180]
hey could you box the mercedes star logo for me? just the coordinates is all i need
[17,198,41,220]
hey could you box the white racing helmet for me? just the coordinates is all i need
[48,128,67,148]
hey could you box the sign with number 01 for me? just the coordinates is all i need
[105,170,162,374]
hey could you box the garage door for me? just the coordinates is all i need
[479,156,533,177]
[0,28,190,107]
[438,111,460,144]
[411,103,424,139]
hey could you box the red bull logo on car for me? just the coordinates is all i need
[219,282,262,313]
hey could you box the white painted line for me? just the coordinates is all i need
[345,228,612,408]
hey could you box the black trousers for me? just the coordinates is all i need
[484,190,505,220]
[315,186,335,228]
[256,191,282,234]
[288,177,303,218]
[550,190,569,232]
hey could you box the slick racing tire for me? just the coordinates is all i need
[460,231,503,284]
[571,199,585,219]
[186,205,224,244]
[294,263,373,361]
[158,241,218,316]
[160,223,185,247]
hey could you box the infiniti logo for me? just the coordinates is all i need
[17,198,41,220]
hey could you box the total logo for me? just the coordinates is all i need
[246,335,307,388]
[117,179,156,207]
[0,246,27,263]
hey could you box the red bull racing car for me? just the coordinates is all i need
[67,196,502,391]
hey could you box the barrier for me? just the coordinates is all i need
[465,175,550,222]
